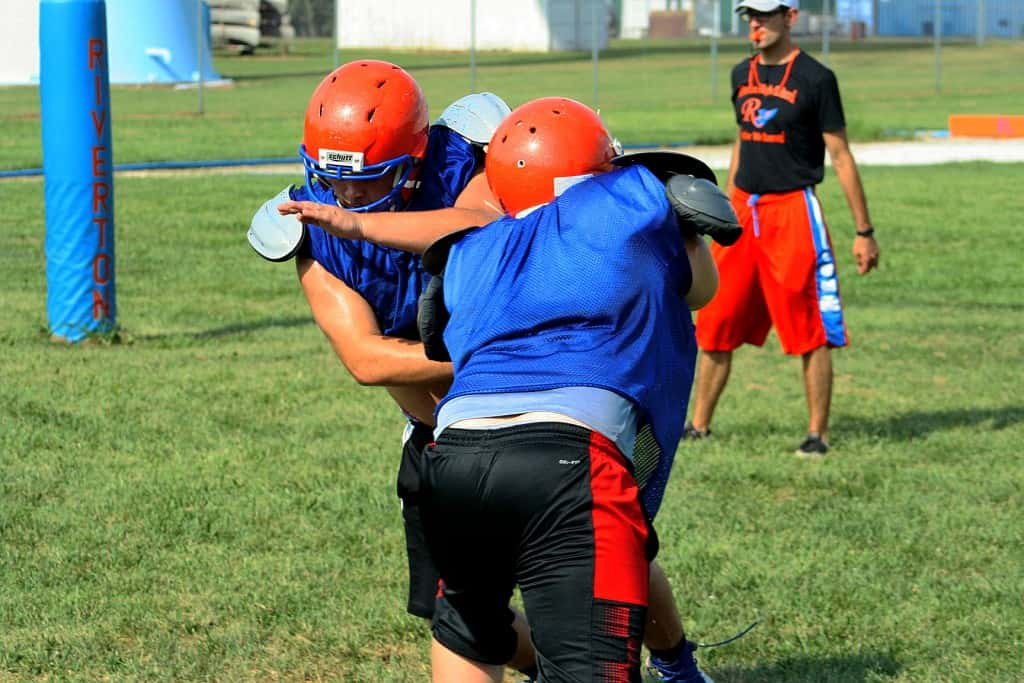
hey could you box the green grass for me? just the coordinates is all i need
[2,32,1024,681]
[3,37,1024,169]
[1,159,1022,681]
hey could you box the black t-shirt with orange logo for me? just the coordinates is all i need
[731,50,846,194]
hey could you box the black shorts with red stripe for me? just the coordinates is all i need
[422,422,653,682]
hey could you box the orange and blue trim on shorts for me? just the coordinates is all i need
[801,188,847,348]
[696,187,848,355]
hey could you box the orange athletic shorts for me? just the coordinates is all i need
[695,187,848,356]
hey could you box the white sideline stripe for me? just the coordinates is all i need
[53,139,1024,179]
[681,138,1024,170]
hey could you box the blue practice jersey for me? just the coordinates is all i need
[439,165,697,515]
[295,125,480,339]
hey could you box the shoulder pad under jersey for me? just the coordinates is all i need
[434,92,512,145]
[247,186,307,262]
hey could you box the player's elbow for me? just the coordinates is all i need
[346,360,387,386]
[828,146,855,172]
[330,348,387,386]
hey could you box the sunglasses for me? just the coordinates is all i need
[741,8,788,22]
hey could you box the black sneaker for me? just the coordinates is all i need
[682,423,711,440]
[795,433,829,457]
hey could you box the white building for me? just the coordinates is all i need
[1,0,40,85]
[620,0,696,39]
[337,0,608,51]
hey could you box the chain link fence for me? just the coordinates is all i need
[621,0,1023,41]
[290,1,1023,43]
[278,0,1022,103]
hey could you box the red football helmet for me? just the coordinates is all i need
[300,60,429,211]
[485,97,619,216]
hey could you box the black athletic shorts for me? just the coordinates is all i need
[422,422,650,682]
[397,420,440,619]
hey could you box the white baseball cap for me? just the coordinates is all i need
[735,0,799,13]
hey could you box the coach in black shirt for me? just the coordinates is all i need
[688,0,880,456]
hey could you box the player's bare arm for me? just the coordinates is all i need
[296,257,453,387]
[279,175,503,254]
[385,382,449,428]
[683,234,719,310]
[824,128,879,274]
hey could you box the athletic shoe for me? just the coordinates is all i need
[682,423,712,440]
[647,640,715,683]
[795,433,829,457]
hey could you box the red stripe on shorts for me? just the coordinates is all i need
[588,431,649,606]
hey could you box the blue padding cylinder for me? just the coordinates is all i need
[40,0,117,341]
[106,0,222,84]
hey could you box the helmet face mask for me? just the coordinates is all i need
[299,147,418,212]
[485,97,620,217]
[300,60,429,213]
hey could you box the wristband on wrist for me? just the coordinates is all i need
[856,227,875,238]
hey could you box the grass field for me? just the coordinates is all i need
[2,38,1024,169]
[2,160,1023,681]
[2,37,1024,683]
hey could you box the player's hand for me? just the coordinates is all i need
[277,200,364,241]
[853,233,879,274]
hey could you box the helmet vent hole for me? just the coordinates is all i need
[376,80,386,89]
[529,127,536,134]
[553,109,561,115]
[501,135,508,143]
[319,104,324,117]
[331,76,337,83]
[367,108,376,122]
[517,160,526,168]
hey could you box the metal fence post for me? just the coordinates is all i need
[592,0,599,109]
[934,0,942,94]
[196,0,204,115]
[822,0,830,65]
[711,0,720,101]
[976,0,985,45]
[470,0,477,93]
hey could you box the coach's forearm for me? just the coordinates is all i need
[725,136,741,196]
[831,150,872,232]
